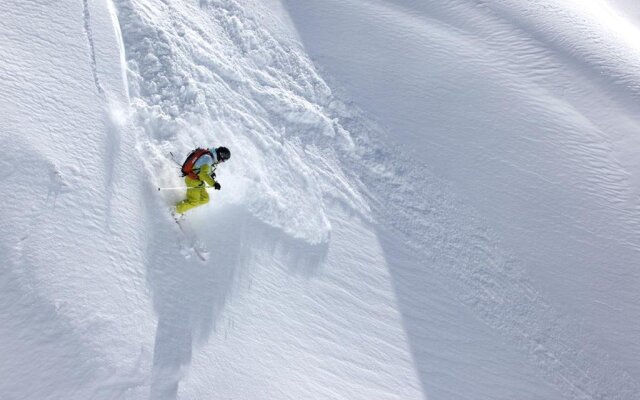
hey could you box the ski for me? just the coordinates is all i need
[173,214,209,262]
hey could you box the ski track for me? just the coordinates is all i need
[82,0,106,96]
[107,0,640,399]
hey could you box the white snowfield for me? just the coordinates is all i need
[1,0,639,399]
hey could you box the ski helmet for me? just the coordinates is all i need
[216,146,231,162]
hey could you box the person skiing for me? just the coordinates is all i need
[175,146,231,214]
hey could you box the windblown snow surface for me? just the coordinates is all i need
[2,0,640,399]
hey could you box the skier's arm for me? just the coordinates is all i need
[198,164,216,187]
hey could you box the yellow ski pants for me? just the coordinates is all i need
[175,177,210,214]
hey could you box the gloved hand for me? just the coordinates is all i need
[213,182,221,190]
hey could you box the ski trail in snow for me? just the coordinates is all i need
[82,0,130,232]
[82,0,105,96]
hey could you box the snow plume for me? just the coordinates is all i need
[114,0,366,245]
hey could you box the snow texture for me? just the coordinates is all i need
[1,0,639,399]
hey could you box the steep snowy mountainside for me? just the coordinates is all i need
[284,0,640,398]
[112,1,427,398]
[3,0,640,399]
[4,0,424,399]
[1,0,154,398]
[118,0,640,398]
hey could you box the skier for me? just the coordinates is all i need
[175,146,231,214]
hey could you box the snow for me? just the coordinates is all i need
[284,0,640,396]
[608,0,640,26]
[1,0,640,399]
[0,0,153,398]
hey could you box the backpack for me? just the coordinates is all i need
[181,148,213,180]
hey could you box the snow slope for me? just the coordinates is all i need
[283,0,640,397]
[0,0,153,398]
[2,0,640,399]
[609,0,640,25]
